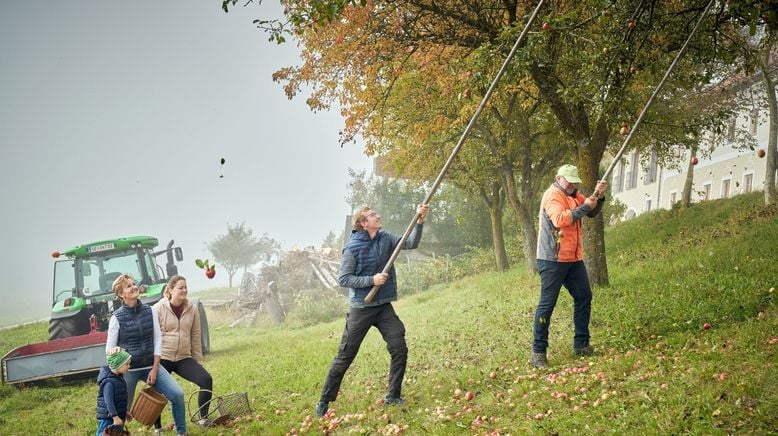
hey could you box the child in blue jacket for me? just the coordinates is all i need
[96,347,132,436]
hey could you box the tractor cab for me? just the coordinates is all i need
[49,236,182,340]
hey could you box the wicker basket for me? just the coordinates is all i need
[188,389,251,426]
[130,387,167,426]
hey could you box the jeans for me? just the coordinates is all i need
[155,357,213,428]
[533,260,592,353]
[124,365,186,434]
[320,303,407,402]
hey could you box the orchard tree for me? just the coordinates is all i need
[261,0,742,285]
[207,223,280,288]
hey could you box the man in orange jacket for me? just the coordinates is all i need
[531,164,607,369]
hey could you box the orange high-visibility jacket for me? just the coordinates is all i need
[536,183,604,262]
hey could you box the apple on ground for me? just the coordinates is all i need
[542,22,550,31]
[465,391,475,401]
[703,322,711,330]
[620,125,629,136]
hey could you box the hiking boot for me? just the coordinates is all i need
[383,395,405,406]
[315,400,329,418]
[574,345,594,357]
[530,351,548,369]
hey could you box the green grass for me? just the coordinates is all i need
[1,192,776,434]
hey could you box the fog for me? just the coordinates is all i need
[0,2,371,326]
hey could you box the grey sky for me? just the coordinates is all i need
[0,1,371,326]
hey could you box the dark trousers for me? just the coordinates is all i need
[320,303,407,402]
[154,357,213,428]
[533,260,592,353]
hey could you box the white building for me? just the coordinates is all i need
[611,97,771,219]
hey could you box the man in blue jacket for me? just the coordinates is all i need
[315,204,429,417]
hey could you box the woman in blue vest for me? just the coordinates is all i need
[106,273,188,436]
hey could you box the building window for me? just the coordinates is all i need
[703,183,712,201]
[646,199,652,212]
[750,109,759,134]
[669,191,677,207]
[613,159,624,194]
[744,173,753,193]
[644,151,658,185]
[721,178,731,199]
[626,151,640,190]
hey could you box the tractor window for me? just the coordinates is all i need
[143,251,161,283]
[80,260,102,295]
[53,260,76,303]
[95,251,146,293]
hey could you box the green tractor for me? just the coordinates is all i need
[49,235,210,352]
[2,236,212,384]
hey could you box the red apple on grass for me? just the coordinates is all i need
[542,22,550,31]
[465,391,475,401]
[620,125,629,136]
[703,322,711,330]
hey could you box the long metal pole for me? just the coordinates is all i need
[364,0,547,303]
[597,0,714,193]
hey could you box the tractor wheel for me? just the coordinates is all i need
[48,316,87,340]
[196,299,211,355]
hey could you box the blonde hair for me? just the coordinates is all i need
[111,273,135,298]
[164,275,187,300]
[352,206,371,231]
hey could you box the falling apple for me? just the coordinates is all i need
[205,266,216,279]
[703,322,711,330]
[691,156,699,165]
[757,149,766,158]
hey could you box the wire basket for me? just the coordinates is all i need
[188,389,251,426]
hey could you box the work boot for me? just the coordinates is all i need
[530,351,548,369]
[574,345,594,357]
[383,394,405,406]
[315,400,329,418]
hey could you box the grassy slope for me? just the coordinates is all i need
[0,192,776,435]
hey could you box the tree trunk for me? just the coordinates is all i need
[480,181,509,272]
[681,147,697,208]
[487,204,509,272]
[762,56,777,205]
[265,281,285,324]
[578,140,609,287]
[501,168,538,274]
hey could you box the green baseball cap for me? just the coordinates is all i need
[557,164,582,183]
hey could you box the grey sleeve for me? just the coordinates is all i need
[338,249,374,289]
[402,223,424,249]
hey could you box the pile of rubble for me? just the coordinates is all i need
[218,246,344,326]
